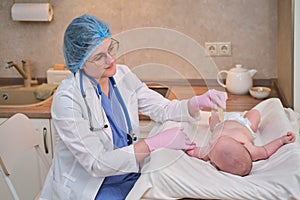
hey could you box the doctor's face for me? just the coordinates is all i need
[83,38,118,80]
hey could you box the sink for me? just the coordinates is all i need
[0,84,166,108]
[0,85,54,108]
[147,85,170,97]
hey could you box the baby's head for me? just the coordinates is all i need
[208,136,252,176]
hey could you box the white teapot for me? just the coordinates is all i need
[217,64,257,95]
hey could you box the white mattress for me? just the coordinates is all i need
[127,98,300,199]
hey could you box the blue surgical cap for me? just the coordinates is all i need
[63,14,111,73]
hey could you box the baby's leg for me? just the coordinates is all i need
[244,109,260,132]
[209,111,220,131]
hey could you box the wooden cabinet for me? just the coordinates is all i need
[294,0,300,112]
[277,0,300,112]
[0,118,52,200]
[31,119,53,162]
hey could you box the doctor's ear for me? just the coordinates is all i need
[82,64,88,70]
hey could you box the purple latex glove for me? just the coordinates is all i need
[189,89,228,110]
[144,127,196,152]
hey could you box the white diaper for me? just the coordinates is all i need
[224,112,256,139]
[201,112,256,158]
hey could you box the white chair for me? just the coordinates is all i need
[0,113,50,200]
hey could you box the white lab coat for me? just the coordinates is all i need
[40,64,197,200]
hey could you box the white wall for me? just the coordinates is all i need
[0,0,278,80]
[294,0,300,113]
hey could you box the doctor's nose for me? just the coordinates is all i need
[105,53,116,65]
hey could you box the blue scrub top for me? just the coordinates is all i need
[95,82,140,200]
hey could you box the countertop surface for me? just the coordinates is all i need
[0,96,53,119]
[168,85,280,111]
[139,85,280,120]
[0,84,280,119]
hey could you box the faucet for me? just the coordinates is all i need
[4,60,38,87]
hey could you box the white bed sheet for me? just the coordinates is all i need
[127,98,300,200]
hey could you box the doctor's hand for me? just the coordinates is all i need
[144,127,196,152]
[189,89,228,111]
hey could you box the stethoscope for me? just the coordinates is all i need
[79,70,137,145]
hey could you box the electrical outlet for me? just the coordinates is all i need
[205,42,218,56]
[204,42,231,56]
[217,42,231,56]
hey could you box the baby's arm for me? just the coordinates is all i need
[249,132,296,161]
[186,147,210,161]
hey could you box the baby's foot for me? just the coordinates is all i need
[281,132,296,144]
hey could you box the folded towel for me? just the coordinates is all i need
[34,83,57,100]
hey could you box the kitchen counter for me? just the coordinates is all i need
[0,96,53,119]
[139,84,280,120]
[0,83,281,119]
[168,85,280,111]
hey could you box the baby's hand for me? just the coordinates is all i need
[186,147,201,158]
[281,132,296,144]
[186,147,210,161]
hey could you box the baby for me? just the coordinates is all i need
[186,109,296,176]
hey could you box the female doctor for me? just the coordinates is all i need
[40,14,227,200]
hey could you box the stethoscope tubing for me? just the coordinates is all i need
[79,70,136,141]
[80,71,108,132]
[109,76,133,134]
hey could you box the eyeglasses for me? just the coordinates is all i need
[87,38,119,67]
